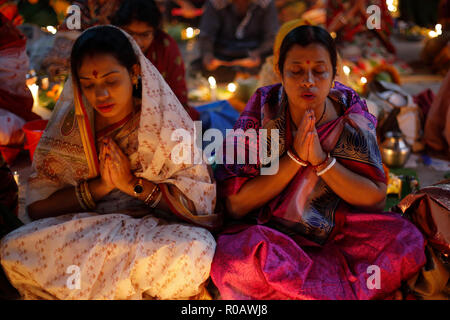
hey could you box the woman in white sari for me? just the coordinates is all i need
[0,26,221,300]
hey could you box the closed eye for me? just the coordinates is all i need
[291,69,303,75]
[82,83,94,90]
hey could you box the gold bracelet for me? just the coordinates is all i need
[79,181,92,210]
[149,186,162,208]
[75,183,88,211]
[144,184,158,206]
[82,180,96,210]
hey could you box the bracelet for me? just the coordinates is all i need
[81,180,96,210]
[150,188,163,208]
[144,184,161,207]
[75,183,88,211]
[287,150,308,166]
[79,181,90,210]
[316,157,336,176]
[312,153,330,171]
[144,185,157,205]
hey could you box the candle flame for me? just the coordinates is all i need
[428,30,438,38]
[343,65,351,76]
[186,27,194,39]
[227,82,237,93]
[46,26,57,34]
[208,76,217,89]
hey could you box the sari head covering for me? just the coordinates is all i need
[272,21,345,84]
[272,18,310,74]
[27,25,217,223]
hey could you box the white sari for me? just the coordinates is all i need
[0,26,218,300]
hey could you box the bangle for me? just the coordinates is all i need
[75,183,88,210]
[81,180,96,210]
[316,157,336,176]
[144,185,157,205]
[150,188,162,208]
[144,183,161,207]
[312,153,330,171]
[287,150,308,166]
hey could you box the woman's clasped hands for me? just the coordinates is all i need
[99,137,135,193]
[292,109,327,166]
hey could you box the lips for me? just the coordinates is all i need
[301,92,316,100]
[97,103,115,113]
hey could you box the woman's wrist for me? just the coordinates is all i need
[121,175,140,197]
[316,157,336,176]
[310,152,329,167]
[129,178,163,208]
[89,178,114,201]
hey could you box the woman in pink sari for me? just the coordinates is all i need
[211,25,426,300]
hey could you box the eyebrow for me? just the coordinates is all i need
[291,60,326,65]
[79,71,120,80]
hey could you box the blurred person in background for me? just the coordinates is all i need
[195,0,279,83]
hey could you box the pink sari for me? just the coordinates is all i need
[211,83,426,299]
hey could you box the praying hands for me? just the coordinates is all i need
[99,137,134,195]
[292,109,327,167]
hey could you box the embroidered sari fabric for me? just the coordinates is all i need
[0,26,219,300]
[210,82,426,299]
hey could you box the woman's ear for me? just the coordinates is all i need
[131,64,141,80]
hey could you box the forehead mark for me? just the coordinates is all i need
[93,70,98,78]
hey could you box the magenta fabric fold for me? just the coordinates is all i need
[211,210,426,300]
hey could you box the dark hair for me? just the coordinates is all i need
[70,26,138,84]
[111,0,162,30]
[278,25,337,78]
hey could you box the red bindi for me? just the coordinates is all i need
[93,70,98,78]
[306,60,310,64]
